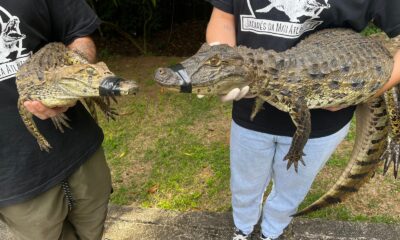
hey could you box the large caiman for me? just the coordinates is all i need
[154,28,400,216]
[16,42,138,152]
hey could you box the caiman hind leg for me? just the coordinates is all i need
[17,98,51,151]
[261,94,311,172]
[284,96,311,172]
[382,86,400,178]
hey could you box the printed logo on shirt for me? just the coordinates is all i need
[241,0,330,39]
[0,6,31,82]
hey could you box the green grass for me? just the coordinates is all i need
[99,78,232,209]
[98,55,400,224]
[298,197,399,224]
[142,139,230,210]
[362,23,382,36]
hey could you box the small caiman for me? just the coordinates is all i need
[154,28,400,216]
[17,42,138,152]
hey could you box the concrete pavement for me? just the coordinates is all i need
[1,205,399,239]
[102,206,400,240]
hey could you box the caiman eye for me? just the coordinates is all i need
[86,67,96,75]
[207,56,221,67]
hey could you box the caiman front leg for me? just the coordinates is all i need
[41,99,73,133]
[17,98,51,151]
[284,96,311,172]
[382,86,400,178]
[83,99,99,123]
[250,97,265,121]
[91,97,118,121]
[51,114,71,133]
[83,98,117,123]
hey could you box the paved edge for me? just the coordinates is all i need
[1,205,399,240]
[103,206,400,240]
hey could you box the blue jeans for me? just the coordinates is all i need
[230,120,350,238]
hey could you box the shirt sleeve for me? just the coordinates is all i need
[207,0,233,14]
[371,0,400,38]
[45,0,101,45]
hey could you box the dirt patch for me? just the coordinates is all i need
[187,105,231,146]
[348,174,400,218]
[310,136,400,220]
[198,166,215,181]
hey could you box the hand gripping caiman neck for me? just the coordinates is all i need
[170,63,192,93]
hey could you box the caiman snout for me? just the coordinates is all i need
[155,64,192,93]
[99,76,139,96]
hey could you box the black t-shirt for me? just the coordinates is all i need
[208,0,400,138]
[0,0,103,207]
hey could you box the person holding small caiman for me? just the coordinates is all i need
[0,0,112,239]
[205,1,400,239]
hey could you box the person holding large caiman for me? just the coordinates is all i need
[204,1,400,240]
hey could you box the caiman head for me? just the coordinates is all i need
[46,61,138,99]
[154,43,252,95]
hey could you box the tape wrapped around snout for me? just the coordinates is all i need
[99,77,122,96]
[170,64,192,93]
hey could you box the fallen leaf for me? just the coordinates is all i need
[148,184,159,194]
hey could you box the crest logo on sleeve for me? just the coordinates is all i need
[241,0,330,39]
[0,6,31,82]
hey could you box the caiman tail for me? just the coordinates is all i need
[293,97,388,217]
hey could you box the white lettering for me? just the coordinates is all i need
[0,54,31,81]
[241,17,322,39]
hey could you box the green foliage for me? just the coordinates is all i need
[362,23,382,36]
[87,0,212,55]
[89,0,158,35]
[89,0,160,54]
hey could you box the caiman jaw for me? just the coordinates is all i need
[99,76,138,96]
[155,64,192,93]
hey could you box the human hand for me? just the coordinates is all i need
[24,101,73,120]
[220,86,251,102]
[197,41,251,102]
[196,86,251,101]
[197,86,254,102]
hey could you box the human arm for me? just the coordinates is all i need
[67,36,97,64]
[206,7,236,47]
[24,37,97,120]
[374,50,400,97]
